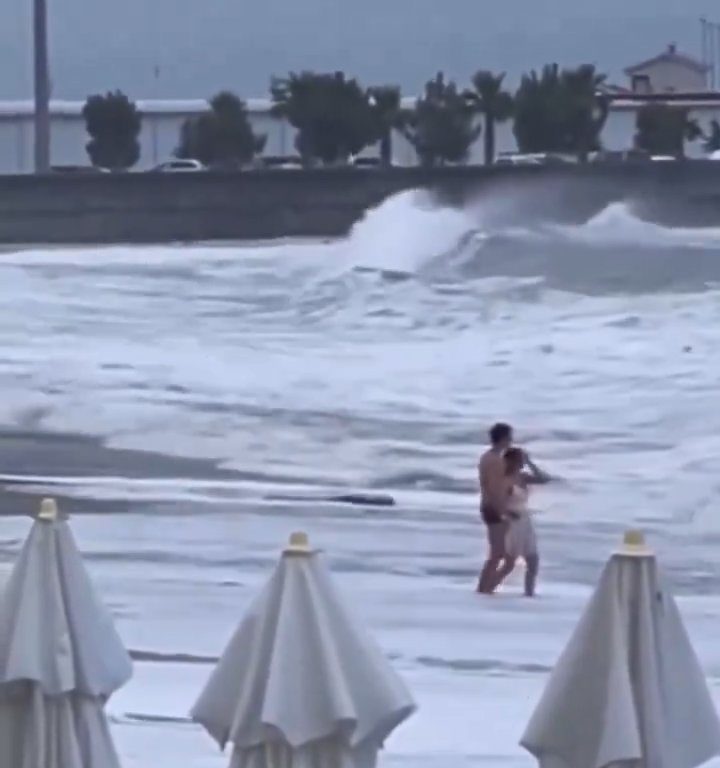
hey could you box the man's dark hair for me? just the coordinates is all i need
[489,422,512,446]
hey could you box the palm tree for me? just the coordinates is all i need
[367,85,402,167]
[561,64,609,160]
[513,63,608,159]
[271,72,378,165]
[466,71,514,165]
[401,73,481,167]
[635,104,702,157]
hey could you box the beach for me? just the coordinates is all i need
[2,191,720,765]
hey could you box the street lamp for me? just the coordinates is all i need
[33,0,50,173]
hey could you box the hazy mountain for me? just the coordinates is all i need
[2,0,717,101]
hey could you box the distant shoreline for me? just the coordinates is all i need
[0,428,396,517]
[0,428,241,518]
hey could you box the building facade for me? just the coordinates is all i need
[1,46,718,172]
[0,99,294,173]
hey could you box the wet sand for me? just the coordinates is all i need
[0,428,241,517]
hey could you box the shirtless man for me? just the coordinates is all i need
[477,422,513,594]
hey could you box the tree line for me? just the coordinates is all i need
[79,67,720,170]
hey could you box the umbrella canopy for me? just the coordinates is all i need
[521,530,720,768]
[192,532,416,768]
[0,498,132,767]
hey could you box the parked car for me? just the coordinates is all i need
[494,153,574,166]
[351,156,383,168]
[261,156,304,169]
[151,159,206,173]
[588,150,651,164]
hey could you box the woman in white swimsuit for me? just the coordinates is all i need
[503,447,551,597]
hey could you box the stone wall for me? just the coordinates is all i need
[0,163,719,244]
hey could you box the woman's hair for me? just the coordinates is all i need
[504,447,524,472]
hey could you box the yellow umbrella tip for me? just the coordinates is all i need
[618,529,653,557]
[284,531,312,555]
[37,497,58,522]
[624,530,644,547]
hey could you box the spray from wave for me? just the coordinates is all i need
[321,191,720,294]
[342,190,477,274]
[556,202,720,248]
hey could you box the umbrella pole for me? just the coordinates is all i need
[264,742,275,768]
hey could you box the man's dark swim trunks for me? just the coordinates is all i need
[481,503,503,525]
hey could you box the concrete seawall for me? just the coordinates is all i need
[0,163,720,244]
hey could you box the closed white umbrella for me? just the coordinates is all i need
[192,531,416,768]
[0,497,132,768]
[521,530,720,768]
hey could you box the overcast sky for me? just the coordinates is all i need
[2,0,719,101]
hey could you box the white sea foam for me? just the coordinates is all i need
[1,194,720,766]
[556,201,720,248]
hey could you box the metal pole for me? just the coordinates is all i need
[152,65,160,165]
[715,22,720,91]
[701,18,708,85]
[33,0,51,173]
[710,25,717,90]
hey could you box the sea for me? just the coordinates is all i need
[1,189,720,766]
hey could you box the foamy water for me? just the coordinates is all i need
[1,191,720,766]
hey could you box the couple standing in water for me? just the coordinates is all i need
[477,423,551,597]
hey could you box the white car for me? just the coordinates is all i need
[495,153,543,166]
[152,159,206,173]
